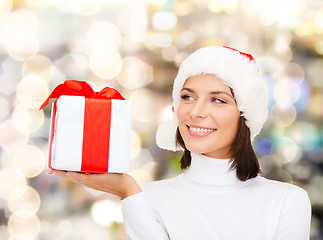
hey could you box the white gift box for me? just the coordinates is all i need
[48,95,132,173]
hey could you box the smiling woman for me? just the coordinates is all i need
[175,74,261,181]
[50,46,311,240]
[177,74,240,159]
[122,46,311,240]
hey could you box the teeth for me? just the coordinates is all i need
[189,126,215,133]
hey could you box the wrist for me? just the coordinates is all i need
[120,182,142,200]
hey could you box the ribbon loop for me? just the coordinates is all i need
[39,80,125,110]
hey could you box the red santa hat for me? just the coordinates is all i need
[156,46,268,151]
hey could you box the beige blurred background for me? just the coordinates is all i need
[0,0,322,239]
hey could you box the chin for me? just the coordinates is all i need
[185,143,232,159]
[185,144,212,155]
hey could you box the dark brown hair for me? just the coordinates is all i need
[175,116,261,181]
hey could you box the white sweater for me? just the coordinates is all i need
[121,152,311,240]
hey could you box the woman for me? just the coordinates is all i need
[48,46,311,240]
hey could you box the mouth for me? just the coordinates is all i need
[187,125,216,136]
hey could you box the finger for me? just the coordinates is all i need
[65,171,93,181]
[46,168,66,176]
[48,169,93,183]
[51,169,68,176]
[65,172,106,186]
[52,170,85,184]
[64,173,104,190]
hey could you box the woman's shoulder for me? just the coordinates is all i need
[258,176,309,202]
[260,177,311,225]
[259,176,305,190]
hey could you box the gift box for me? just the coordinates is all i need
[40,80,132,173]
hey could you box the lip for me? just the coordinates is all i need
[186,124,217,137]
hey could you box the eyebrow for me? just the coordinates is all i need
[181,87,234,99]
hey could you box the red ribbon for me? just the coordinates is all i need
[39,80,125,110]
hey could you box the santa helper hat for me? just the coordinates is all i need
[156,46,268,151]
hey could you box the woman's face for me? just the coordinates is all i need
[177,74,240,159]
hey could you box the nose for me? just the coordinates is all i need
[190,100,208,119]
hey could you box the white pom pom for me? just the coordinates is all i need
[156,116,183,151]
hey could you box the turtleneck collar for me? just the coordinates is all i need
[184,152,239,186]
[178,152,261,193]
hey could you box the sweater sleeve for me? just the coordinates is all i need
[276,187,311,240]
[121,191,170,240]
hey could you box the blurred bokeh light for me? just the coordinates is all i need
[0,0,322,239]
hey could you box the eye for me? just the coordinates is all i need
[211,97,227,104]
[180,94,195,101]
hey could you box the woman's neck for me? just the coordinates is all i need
[184,152,239,186]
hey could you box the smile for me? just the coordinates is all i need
[187,125,216,136]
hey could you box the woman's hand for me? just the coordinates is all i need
[46,168,142,200]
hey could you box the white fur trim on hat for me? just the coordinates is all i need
[156,114,183,151]
[156,46,268,151]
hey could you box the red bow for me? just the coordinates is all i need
[39,80,125,110]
